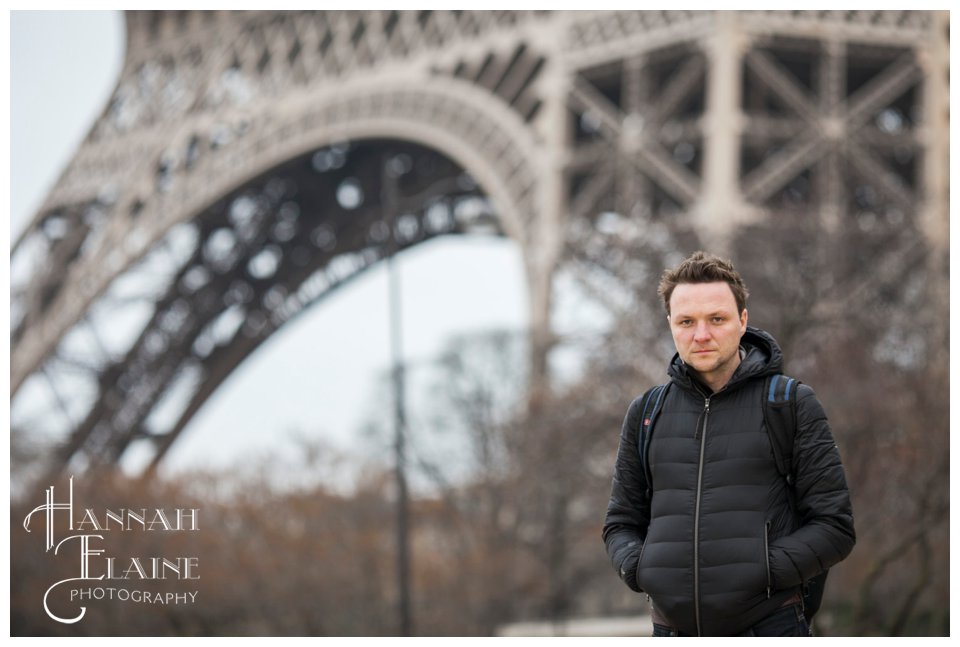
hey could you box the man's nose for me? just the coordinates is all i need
[693,322,712,342]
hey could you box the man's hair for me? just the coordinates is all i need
[657,251,749,316]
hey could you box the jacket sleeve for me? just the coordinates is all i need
[768,384,856,589]
[602,395,651,592]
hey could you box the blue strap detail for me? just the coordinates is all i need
[767,375,796,403]
[784,378,795,401]
[768,375,781,402]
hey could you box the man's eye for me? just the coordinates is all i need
[712,317,724,323]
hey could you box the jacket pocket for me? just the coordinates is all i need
[634,540,648,590]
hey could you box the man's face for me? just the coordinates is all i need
[668,281,748,389]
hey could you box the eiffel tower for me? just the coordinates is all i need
[10,10,949,480]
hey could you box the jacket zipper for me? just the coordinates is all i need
[693,396,710,637]
[764,521,772,598]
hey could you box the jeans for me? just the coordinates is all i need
[652,604,811,637]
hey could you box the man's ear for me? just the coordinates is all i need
[740,308,749,332]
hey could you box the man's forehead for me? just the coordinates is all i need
[670,282,739,312]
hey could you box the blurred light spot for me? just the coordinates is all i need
[265,178,290,202]
[262,285,288,310]
[204,228,238,268]
[279,201,300,221]
[272,219,297,242]
[248,246,282,280]
[876,108,904,133]
[580,111,602,134]
[387,153,413,177]
[43,215,69,240]
[312,147,347,173]
[397,214,419,241]
[229,195,258,227]
[337,178,363,210]
[158,299,191,334]
[224,280,255,306]
[182,266,211,292]
[210,305,246,346]
[596,211,623,236]
[426,202,452,233]
[311,225,337,251]
[143,330,168,357]
[369,220,390,243]
[242,310,268,337]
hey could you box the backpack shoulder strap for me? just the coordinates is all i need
[636,383,670,497]
[762,374,800,484]
[762,373,830,622]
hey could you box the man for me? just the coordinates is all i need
[602,251,855,636]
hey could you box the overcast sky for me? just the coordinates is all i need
[10,11,123,238]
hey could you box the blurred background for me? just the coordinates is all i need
[9,10,949,637]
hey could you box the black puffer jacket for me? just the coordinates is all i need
[602,327,855,636]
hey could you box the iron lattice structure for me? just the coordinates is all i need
[11,10,948,479]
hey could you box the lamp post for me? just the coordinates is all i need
[383,153,412,637]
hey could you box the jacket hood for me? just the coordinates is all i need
[667,326,784,393]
